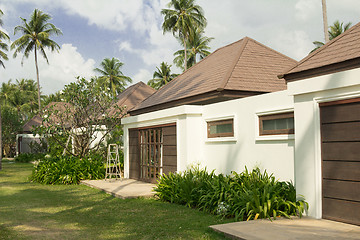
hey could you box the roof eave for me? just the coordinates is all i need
[282,57,360,82]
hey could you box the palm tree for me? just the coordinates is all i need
[11,9,62,112]
[311,20,352,52]
[94,57,132,97]
[162,0,207,71]
[148,62,178,90]
[0,10,10,69]
[0,9,10,170]
[174,28,213,70]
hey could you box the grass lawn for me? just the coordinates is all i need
[0,160,232,239]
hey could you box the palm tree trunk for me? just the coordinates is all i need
[322,0,329,43]
[183,37,187,71]
[34,45,42,112]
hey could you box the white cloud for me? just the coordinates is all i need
[132,68,152,84]
[295,0,319,21]
[271,30,313,60]
[0,43,96,94]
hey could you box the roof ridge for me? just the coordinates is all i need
[115,82,143,108]
[281,21,360,76]
[217,37,250,91]
[143,38,248,95]
[248,37,297,63]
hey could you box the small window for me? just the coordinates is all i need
[259,112,294,135]
[207,119,234,138]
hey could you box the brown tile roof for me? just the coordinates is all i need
[22,102,74,133]
[131,37,296,114]
[281,22,360,80]
[107,81,156,116]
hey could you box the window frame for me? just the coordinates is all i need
[259,112,294,136]
[207,118,234,138]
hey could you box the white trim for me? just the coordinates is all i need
[312,91,360,219]
[255,108,294,141]
[204,115,237,142]
[256,107,294,116]
[256,134,294,141]
[314,90,360,104]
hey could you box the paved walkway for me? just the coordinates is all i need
[210,217,360,240]
[81,179,156,199]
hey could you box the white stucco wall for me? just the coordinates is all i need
[122,90,295,182]
[201,91,294,181]
[288,67,360,219]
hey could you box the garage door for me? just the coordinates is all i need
[320,99,360,226]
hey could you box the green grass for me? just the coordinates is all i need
[0,161,232,239]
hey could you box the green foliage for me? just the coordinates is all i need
[94,57,132,97]
[311,20,352,53]
[162,0,207,70]
[1,105,22,157]
[0,9,10,69]
[155,167,308,221]
[148,62,178,90]
[14,152,45,163]
[30,154,105,184]
[35,77,126,158]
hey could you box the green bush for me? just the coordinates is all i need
[14,153,46,163]
[30,154,105,185]
[154,167,308,221]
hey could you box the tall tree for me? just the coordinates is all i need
[11,9,62,112]
[311,20,352,52]
[174,28,213,70]
[94,57,132,98]
[0,9,10,170]
[0,10,10,69]
[148,62,178,90]
[162,0,207,71]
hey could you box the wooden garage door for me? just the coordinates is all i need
[320,99,360,226]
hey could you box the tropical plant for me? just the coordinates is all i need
[0,79,38,120]
[173,28,213,70]
[0,9,10,170]
[11,9,62,111]
[1,105,22,157]
[154,166,308,221]
[311,20,352,52]
[0,9,10,69]
[162,0,207,71]
[94,57,132,98]
[30,154,105,184]
[41,90,63,106]
[148,62,178,90]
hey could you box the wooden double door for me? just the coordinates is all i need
[129,124,177,183]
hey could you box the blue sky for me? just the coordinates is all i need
[0,0,359,94]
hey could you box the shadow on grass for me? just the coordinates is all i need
[0,164,231,239]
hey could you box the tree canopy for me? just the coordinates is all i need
[162,0,207,71]
[94,57,132,98]
[11,9,62,111]
[148,62,178,90]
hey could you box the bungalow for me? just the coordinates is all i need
[122,23,360,226]
[122,37,297,183]
[16,102,73,155]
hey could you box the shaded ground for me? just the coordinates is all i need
[0,160,231,239]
